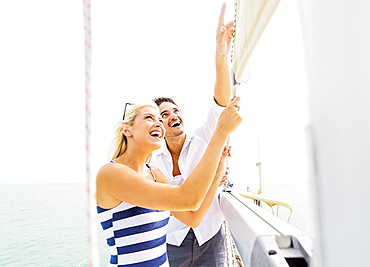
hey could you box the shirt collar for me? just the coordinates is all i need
[153,131,193,157]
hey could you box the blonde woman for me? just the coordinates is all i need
[96,97,241,266]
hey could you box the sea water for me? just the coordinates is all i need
[0,184,109,266]
[0,183,313,266]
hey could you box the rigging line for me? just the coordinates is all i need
[223,0,241,193]
[83,0,100,266]
[76,247,110,267]
[255,85,263,196]
[230,0,237,68]
[255,91,260,163]
[228,191,289,237]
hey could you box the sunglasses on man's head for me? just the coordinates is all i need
[123,102,134,120]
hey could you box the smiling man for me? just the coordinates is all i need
[150,4,234,266]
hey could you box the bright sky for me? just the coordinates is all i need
[0,0,308,185]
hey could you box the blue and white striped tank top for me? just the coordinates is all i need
[97,161,169,266]
[97,202,170,267]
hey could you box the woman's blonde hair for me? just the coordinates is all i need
[109,104,159,161]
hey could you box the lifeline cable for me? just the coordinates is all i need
[83,0,100,266]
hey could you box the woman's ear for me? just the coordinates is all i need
[122,124,132,137]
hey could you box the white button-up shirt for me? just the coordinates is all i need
[151,100,225,246]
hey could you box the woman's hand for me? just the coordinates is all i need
[217,145,231,186]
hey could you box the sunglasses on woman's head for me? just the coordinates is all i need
[123,102,134,120]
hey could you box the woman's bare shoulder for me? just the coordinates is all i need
[96,161,130,181]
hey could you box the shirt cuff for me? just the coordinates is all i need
[212,98,226,114]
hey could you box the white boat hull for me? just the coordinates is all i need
[220,191,312,266]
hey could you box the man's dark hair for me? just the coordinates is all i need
[152,97,178,107]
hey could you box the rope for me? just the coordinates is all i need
[83,0,100,266]
[223,2,241,264]
[223,221,236,266]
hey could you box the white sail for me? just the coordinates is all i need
[298,1,370,266]
[232,0,280,84]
